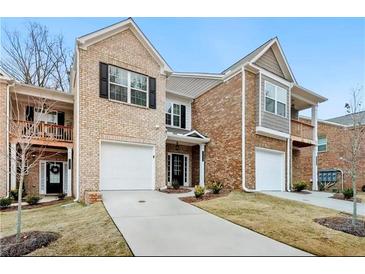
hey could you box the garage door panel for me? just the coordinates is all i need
[100,142,154,190]
[255,148,285,191]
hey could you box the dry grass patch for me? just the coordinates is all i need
[193,191,365,256]
[0,201,132,256]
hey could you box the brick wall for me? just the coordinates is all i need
[293,120,365,190]
[78,29,167,200]
[192,73,243,189]
[0,81,8,197]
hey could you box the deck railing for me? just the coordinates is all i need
[291,119,314,141]
[12,120,73,143]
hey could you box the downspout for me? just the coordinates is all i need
[74,44,80,202]
[336,168,344,191]
[6,81,15,197]
[241,64,254,192]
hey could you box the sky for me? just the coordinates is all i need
[1,17,364,119]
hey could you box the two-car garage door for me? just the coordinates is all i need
[255,148,285,191]
[100,142,155,190]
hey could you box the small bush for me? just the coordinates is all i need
[58,193,66,200]
[293,181,307,192]
[342,188,354,200]
[194,185,205,198]
[26,196,41,205]
[208,181,223,194]
[172,179,180,190]
[362,185,365,192]
[10,189,27,201]
[0,197,12,208]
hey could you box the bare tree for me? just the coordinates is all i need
[1,22,72,92]
[341,86,365,225]
[9,92,58,241]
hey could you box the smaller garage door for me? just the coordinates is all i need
[255,148,285,191]
[100,142,155,190]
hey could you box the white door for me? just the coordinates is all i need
[255,148,285,191]
[100,142,154,190]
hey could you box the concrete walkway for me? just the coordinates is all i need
[102,190,309,256]
[263,191,365,216]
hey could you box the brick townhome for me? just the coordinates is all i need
[293,112,365,191]
[1,18,332,201]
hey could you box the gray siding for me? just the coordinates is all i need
[259,75,290,134]
[255,48,285,78]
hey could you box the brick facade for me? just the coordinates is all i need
[293,120,365,190]
[0,81,8,197]
[77,29,167,199]
[192,73,243,189]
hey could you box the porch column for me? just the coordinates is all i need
[10,143,16,190]
[67,147,72,196]
[199,144,205,187]
[311,104,318,191]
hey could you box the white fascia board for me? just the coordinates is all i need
[183,130,206,139]
[256,126,290,140]
[167,132,210,144]
[171,72,223,80]
[77,18,172,75]
[293,84,327,103]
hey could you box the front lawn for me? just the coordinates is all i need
[193,191,365,256]
[0,201,132,256]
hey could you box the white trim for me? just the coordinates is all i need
[317,136,328,153]
[256,126,290,140]
[167,152,190,187]
[312,105,319,191]
[258,71,262,126]
[223,69,241,82]
[39,160,46,195]
[171,72,223,80]
[74,45,80,201]
[67,148,72,196]
[263,80,288,118]
[99,139,156,190]
[183,130,206,139]
[250,63,292,87]
[199,144,205,187]
[255,147,286,191]
[286,140,291,192]
[10,143,16,190]
[6,82,13,197]
[77,18,172,75]
[166,132,210,144]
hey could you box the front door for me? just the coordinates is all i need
[172,154,184,186]
[46,162,63,194]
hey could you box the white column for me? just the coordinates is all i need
[10,143,16,190]
[311,105,318,191]
[199,144,205,187]
[67,147,72,196]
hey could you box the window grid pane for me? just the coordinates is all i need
[110,84,128,102]
[130,72,147,91]
[166,113,171,125]
[277,101,286,117]
[173,115,180,127]
[265,97,275,113]
[131,89,147,106]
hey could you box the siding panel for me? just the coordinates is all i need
[255,48,285,78]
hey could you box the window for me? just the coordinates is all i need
[264,80,287,118]
[34,108,58,124]
[165,102,181,128]
[109,65,148,107]
[318,136,327,152]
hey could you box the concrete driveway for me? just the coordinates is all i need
[263,191,365,216]
[102,190,309,256]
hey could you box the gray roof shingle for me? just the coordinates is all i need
[326,111,365,126]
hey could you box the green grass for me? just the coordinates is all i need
[193,191,365,256]
[0,201,132,256]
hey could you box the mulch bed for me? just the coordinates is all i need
[0,199,68,212]
[160,187,192,194]
[314,217,365,237]
[179,189,231,203]
[331,196,362,203]
[0,231,60,257]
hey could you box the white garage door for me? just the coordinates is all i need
[255,148,285,191]
[100,142,154,190]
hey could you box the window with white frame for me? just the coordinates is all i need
[165,102,181,127]
[264,80,288,118]
[318,136,327,152]
[109,65,148,107]
[34,108,58,124]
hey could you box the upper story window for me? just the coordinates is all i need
[109,65,148,107]
[34,108,58,124]
[318,136,327,152]
[264,80,287,118]
[166,102,181,127]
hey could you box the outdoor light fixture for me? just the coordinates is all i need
[175,141,179,151]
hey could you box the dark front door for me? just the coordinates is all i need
[172,154,184,186]
[46,162,63,194]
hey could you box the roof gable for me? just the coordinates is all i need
[254,47,285,78]
[77,18,172,75]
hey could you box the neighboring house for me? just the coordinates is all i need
[0,18,328,201]
[294,112,365,191]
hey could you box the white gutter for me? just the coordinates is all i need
[74,45,80,202]
[241,64,255,192]
[166,132,210,144]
